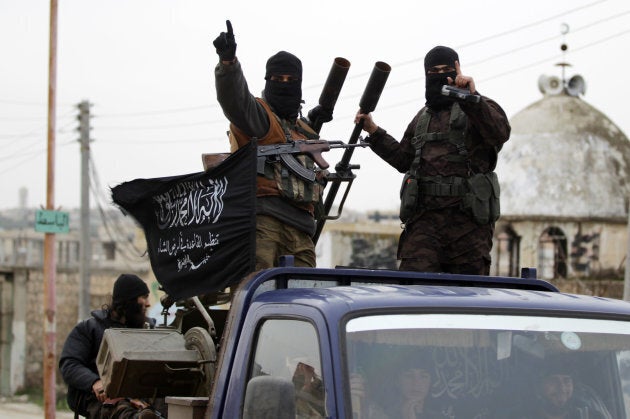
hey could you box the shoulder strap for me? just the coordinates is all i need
[408,104,471,175]
[296,118,320,140]
[446,103,468,162]
[413,107,431,139]
[408,108,431,178]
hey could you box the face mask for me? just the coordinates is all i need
[264,80,302,120]
[425,71,456,110]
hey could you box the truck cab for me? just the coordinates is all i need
[101,265,630,418]
[202,266,630,418]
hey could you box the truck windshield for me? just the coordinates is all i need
[345,314,630,419]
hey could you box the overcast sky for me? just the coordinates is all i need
[2,0,629,214]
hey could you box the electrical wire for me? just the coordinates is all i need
[92,136,225,145]
[98,104,219,118]
[0,139,75,175]
[1,1,628,146]
[88,153,147,260]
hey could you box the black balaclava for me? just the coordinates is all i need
[424,46,459,110]
[263,51,302,120]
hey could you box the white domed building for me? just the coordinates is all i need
[493,71,630,283]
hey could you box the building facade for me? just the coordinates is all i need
[0,210,155,396]
[493,73,630,283]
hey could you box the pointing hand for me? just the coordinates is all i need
[447,60,476,94]
[213,20,237,62]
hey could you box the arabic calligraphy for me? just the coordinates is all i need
[153,177,228,230]
[177,254,211,271]
[37,211,68,227]
[431,347,505,400]
[157,231,221,272]
[157,231,220,256]
[35,209,70,233]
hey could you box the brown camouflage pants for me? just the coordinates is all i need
[398,207,493,275]
[255,215,316,270]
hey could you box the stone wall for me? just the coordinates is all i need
[551,278,625,299]
[13,262,629,393]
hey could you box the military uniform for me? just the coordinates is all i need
[367,96,510,274]
[215,57,319,270]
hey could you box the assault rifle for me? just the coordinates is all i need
[257,140,369,183]
[312,61,391,244]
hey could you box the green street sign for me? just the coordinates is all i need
[35,209,70,234]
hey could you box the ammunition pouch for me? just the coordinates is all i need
[399,173,420,223]
[263,154,324,204]
[461,172,501,225]
[399,172,500,225]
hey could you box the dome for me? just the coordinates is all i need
[496,93,630,220]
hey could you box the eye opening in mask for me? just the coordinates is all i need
[268,74,301,83]
[427,65,456,74]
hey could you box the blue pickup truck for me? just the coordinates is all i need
[99,264,630,419]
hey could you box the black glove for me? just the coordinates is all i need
[307,105,333,124]
[213,20,236,61]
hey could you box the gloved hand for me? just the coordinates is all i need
[213,20,236,62]
[307,105,333,124]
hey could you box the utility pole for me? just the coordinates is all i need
[78,101,92,320]
[44,0,58,417]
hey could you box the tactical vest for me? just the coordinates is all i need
[399,103,501,225]
[229,99,324,207]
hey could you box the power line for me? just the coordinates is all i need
[456,0,610,50]
[0,139,75,175]
[88,154,147,261]
[358,20,630,107]
[0,110,78,141]
[478,27,630,83]
[344,26,630,113]
[333,0,626,104]
[95,118,225,131]
[94,136,224,145]
[1,0,625,138]
[98,104,219,118]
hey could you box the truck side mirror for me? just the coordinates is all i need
[243,376,296,419]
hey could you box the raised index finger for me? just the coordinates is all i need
[226,20,233,35]
[455,60,462,76]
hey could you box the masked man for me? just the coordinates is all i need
[356,46,511,275]
[213,20,328,270]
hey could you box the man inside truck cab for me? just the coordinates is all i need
[519,356,612,419]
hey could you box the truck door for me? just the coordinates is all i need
[222,305,333,419]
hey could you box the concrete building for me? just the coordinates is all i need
[0,209,154,396]
[2,66,629,395]
[493,71,630,284]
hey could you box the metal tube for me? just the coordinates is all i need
[313,61,391,244]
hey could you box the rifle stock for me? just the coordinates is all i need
[313,61,391,244]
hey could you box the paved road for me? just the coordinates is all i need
[0,400,74,419]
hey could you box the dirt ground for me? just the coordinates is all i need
[0,397,74,419]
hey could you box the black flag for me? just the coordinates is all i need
[111,141,256,300]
